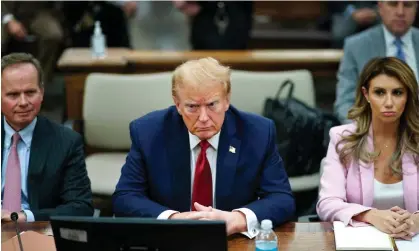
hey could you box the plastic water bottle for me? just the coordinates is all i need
[255,219,278,251]
[91,21,106,58]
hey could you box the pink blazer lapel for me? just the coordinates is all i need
[360,125,375,207]
[402,153,418,212]
[358,124,418,211]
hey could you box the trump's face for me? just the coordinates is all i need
[174,81,230,140]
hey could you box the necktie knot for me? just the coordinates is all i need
[199,140,210,152]
[394,37,403,47]
[12,133,21,147]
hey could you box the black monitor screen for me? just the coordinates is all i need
[50,216,228,251]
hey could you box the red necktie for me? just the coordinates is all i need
[3,133,22,212]
[191,140,212,210]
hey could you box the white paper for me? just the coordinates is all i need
[395,234,419,251]
[333,221,393,250]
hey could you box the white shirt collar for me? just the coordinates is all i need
[3,116,37,148]
[188,130,221,151]
[382,24,412,48]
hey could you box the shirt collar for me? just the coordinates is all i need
[189,130,221,151]
[3,116,37,148]
[382,24,412,48]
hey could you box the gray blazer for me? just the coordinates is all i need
[334,25,419,123]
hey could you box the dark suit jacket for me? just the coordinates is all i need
[1,1,58,24]
[1,116,94,220]
[112,105,295,226]
[190,1,253,50]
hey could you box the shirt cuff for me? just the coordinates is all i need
[157,210,179,220]
[2,14,14,24]
[23,210,35,222]
[233,208,259,239]
[344,4,356,18]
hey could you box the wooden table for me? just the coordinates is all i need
[125,50,342,76]
[1,221,52,242]
[2,221,335,251]
[57,48,343,122]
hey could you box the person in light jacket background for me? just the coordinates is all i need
[317,57,419,240]
[334,1,419,124]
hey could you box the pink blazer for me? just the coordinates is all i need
[316,123,419,226]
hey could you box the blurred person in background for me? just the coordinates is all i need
[173,1,253,50]
[334,0,418,124]
[116,0,190,50]
[1,1,64,85]
[63,1,131,48]
[328,1,379,48]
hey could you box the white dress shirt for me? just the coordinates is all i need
[157,131,259,238]
[382,25,419,81]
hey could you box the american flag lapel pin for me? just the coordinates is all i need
[229,146,236,153]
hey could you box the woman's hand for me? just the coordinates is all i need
[403,213,419,238]
[363,208,410,234]
[388,206,414,240]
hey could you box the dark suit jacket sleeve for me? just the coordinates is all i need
[112,121,171,217]
[242,120,295,226]
[32,134,94,220]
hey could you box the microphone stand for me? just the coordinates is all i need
[11,212,25,251]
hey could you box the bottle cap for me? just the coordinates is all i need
[261,219,273,230]
[94,21,102,35]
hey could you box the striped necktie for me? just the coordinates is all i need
[394,37,406,62]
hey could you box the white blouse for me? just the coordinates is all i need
[372,179,405,210]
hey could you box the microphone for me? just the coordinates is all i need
[11,212,25,251]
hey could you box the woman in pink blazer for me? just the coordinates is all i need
[317,57,419,240]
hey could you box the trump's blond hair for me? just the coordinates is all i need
[171,57,231,98]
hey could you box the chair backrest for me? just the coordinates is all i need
[83,72,173,149]
[83,70,315,150]
[230,69,315,115]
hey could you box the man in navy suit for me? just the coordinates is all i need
[112,57,295,237]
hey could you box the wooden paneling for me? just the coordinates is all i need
[58,48,342,122]
[254,1,327,22]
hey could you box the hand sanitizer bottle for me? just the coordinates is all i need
[255,219,278,251]
[91,21,106,58]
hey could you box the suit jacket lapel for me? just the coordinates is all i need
[1,116,4,173]
[166,108,191,212]
[360,124,374,207]
[215,109,241,209]
[402,153,418,212]
[27,116,53,209]
[371,25,386,57]
[411,28,419,79]
[360,122,419,212]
